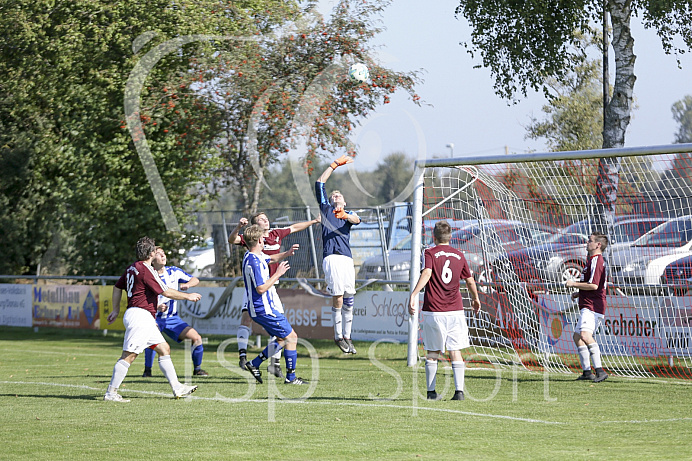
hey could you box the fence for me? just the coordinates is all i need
[191,203,412,280]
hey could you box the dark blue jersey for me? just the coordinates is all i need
[315,181,359,259]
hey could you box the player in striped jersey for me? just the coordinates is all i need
[241,224,306,385]
[229,211,319,378]
[141,247,208,378]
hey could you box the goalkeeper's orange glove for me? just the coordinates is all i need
[330,155,353,170]
[334,208,348,220]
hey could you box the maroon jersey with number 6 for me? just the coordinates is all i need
[115,260,167,317]
[421,245,472,313]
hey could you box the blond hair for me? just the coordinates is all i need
[243,224,264,249]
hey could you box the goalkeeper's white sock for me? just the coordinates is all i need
[451,361,465,392]
[425,359,438,392]
[158,355,180,390]
[342,297,354,338]
[332,307,343,340]
[578,345,591,371]
[588,343,603,369]
[107,359,130,393]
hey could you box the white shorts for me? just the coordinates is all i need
[575,308,604,334]
[422,311,470,352]
[323,254,356,297]
[122,307,167,354]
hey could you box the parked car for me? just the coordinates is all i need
[358,219,476,281]
[501,216,666,284]
[611,215,692,287]
[502,232,589,284]
[180,237,216,277]
[449,221,558,285]
[358,220,558,283]
[661,254,692,294]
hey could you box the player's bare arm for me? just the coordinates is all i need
[269,244,299,263]
[256,261,290,294]
[565,280,598,291]
[107,287,123,324]
[179,276,200,291]
[162,288,202,302]
[464,276,482,313]
[408,268,432,315]
[229,217,249,245]
[289,215,320,233]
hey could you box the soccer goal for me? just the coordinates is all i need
[407,143,692,380]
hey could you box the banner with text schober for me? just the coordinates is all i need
[537,294,662,357]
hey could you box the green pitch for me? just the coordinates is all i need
[0,327,689,460]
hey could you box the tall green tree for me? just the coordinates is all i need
[454,0,692,232]
[0,0,277,275]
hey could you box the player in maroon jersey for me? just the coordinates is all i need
[229,211,319,377]
[408,221,481,401]
[566,232,609,383]
[103,236,203,402]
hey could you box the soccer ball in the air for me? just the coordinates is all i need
[348,63,369,83]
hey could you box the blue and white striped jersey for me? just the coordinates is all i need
[156,266,193,319]
[242,251,279,317]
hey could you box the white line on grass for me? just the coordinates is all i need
[5,380,690,426]
[0,380,559,425]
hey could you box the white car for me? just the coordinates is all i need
[611,216,692,287]
[180,238,216,277]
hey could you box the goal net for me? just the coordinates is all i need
[408,145,692,380]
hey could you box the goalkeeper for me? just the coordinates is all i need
[315,155,361,354]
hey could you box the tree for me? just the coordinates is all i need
[525,34,604,153]
[657,95,692,195]
[454,0,692,233]
[672,95,692,144]
[196,0,421,215]
[0,0,279,275]
[373,152,414,203]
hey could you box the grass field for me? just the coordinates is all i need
[1,327,690,460]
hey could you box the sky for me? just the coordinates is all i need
[318,0,692,171]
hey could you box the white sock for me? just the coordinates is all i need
[332,307,343,340]
[158,355,180,390]
[237,325,251,352]
[270,337,282,360]
[451,361,465,392]
[578,345,591,371]
[342,306,353,339]
[107,359,130,393]
[588,343,603,369]
[425,359,438,392]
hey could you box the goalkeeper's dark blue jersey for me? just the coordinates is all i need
[315,181,359,259]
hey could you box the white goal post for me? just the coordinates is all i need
[407,143,692,381]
